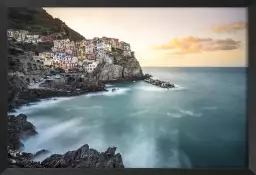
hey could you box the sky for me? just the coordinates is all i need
[44,8,247,67]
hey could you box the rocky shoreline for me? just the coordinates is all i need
[9,88,105,112]
[7,113,125,168]
[101,74,152,84]
[8,74,152,112]
[7,73,153,168]
[7,73,172,168]
[144,77,175,89]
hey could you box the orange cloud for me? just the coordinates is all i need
[153,36,241,55]
[211,21,247,33]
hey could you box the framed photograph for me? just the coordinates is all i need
[1,0,255,175]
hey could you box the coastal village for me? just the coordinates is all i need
[6,8,176,169]
[7,28,136,169]
[7,29,173,90]
[7,29,134,74]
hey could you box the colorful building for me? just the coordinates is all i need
[83,60,98,73]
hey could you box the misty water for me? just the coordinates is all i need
[10,67,247,168]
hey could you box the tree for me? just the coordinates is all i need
[41,30,48,36]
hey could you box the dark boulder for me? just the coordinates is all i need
[8,114,38,150]
[41,144,124,168]
[144,78,175,89]
[33,149,50,159]
[8,74,28,111]
[7,149,41,168]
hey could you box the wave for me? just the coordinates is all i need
[136,83,186,92]
[64,105,103,111]
[136,86,168,92]
[120,134,186,168]
[171,84,186,91]
[121,138,157,168]
[167,112,183,118]
[25,117,58,129]
[177,150,193,168]
[178,109,202,117]
[201,106,218,110]
[129,109,150,117]
[159,127,179,136]
[22,117,84,155]
[8,97,74,116]
[85,87,131,97]
[163,149,188,168]
[91,105,102,108]
[166,109,202,118]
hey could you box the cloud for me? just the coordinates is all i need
[211,21,247,33]
[153,36,241,55]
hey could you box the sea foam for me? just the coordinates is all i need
[178,109,202,117]
[85,87,131,97]
[8,97,74,116]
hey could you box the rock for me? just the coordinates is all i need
[8,114,38,150]
[95,63,123,81]
[112,88,118,92]
[40,144,124,168]
[23,161,44,168]
[8,74,28,110]
[17,114,27,120]
[144,73,152,78]
[41,154,66,168]
[40,75,106,93]
[94,55,144,81]
[7,87,124,169]
[8,133,24,150]
[7,149,40,168]
[144,78,175,89]
[33,149,50,159]
[123,67,142,78]
[105,147,116,157]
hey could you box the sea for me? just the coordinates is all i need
[10,67,247,168]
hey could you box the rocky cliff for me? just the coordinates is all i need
[94,56,143,81]
[8,74,29,111]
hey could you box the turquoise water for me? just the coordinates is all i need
[13,67,247,168]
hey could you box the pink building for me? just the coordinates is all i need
[60,61,78,70]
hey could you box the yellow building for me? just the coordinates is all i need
[80,41,85,47]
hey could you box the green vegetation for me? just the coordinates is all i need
[8,8,85,41]
[112,48,123,54]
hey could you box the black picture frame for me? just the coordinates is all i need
[1,0,255,175]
